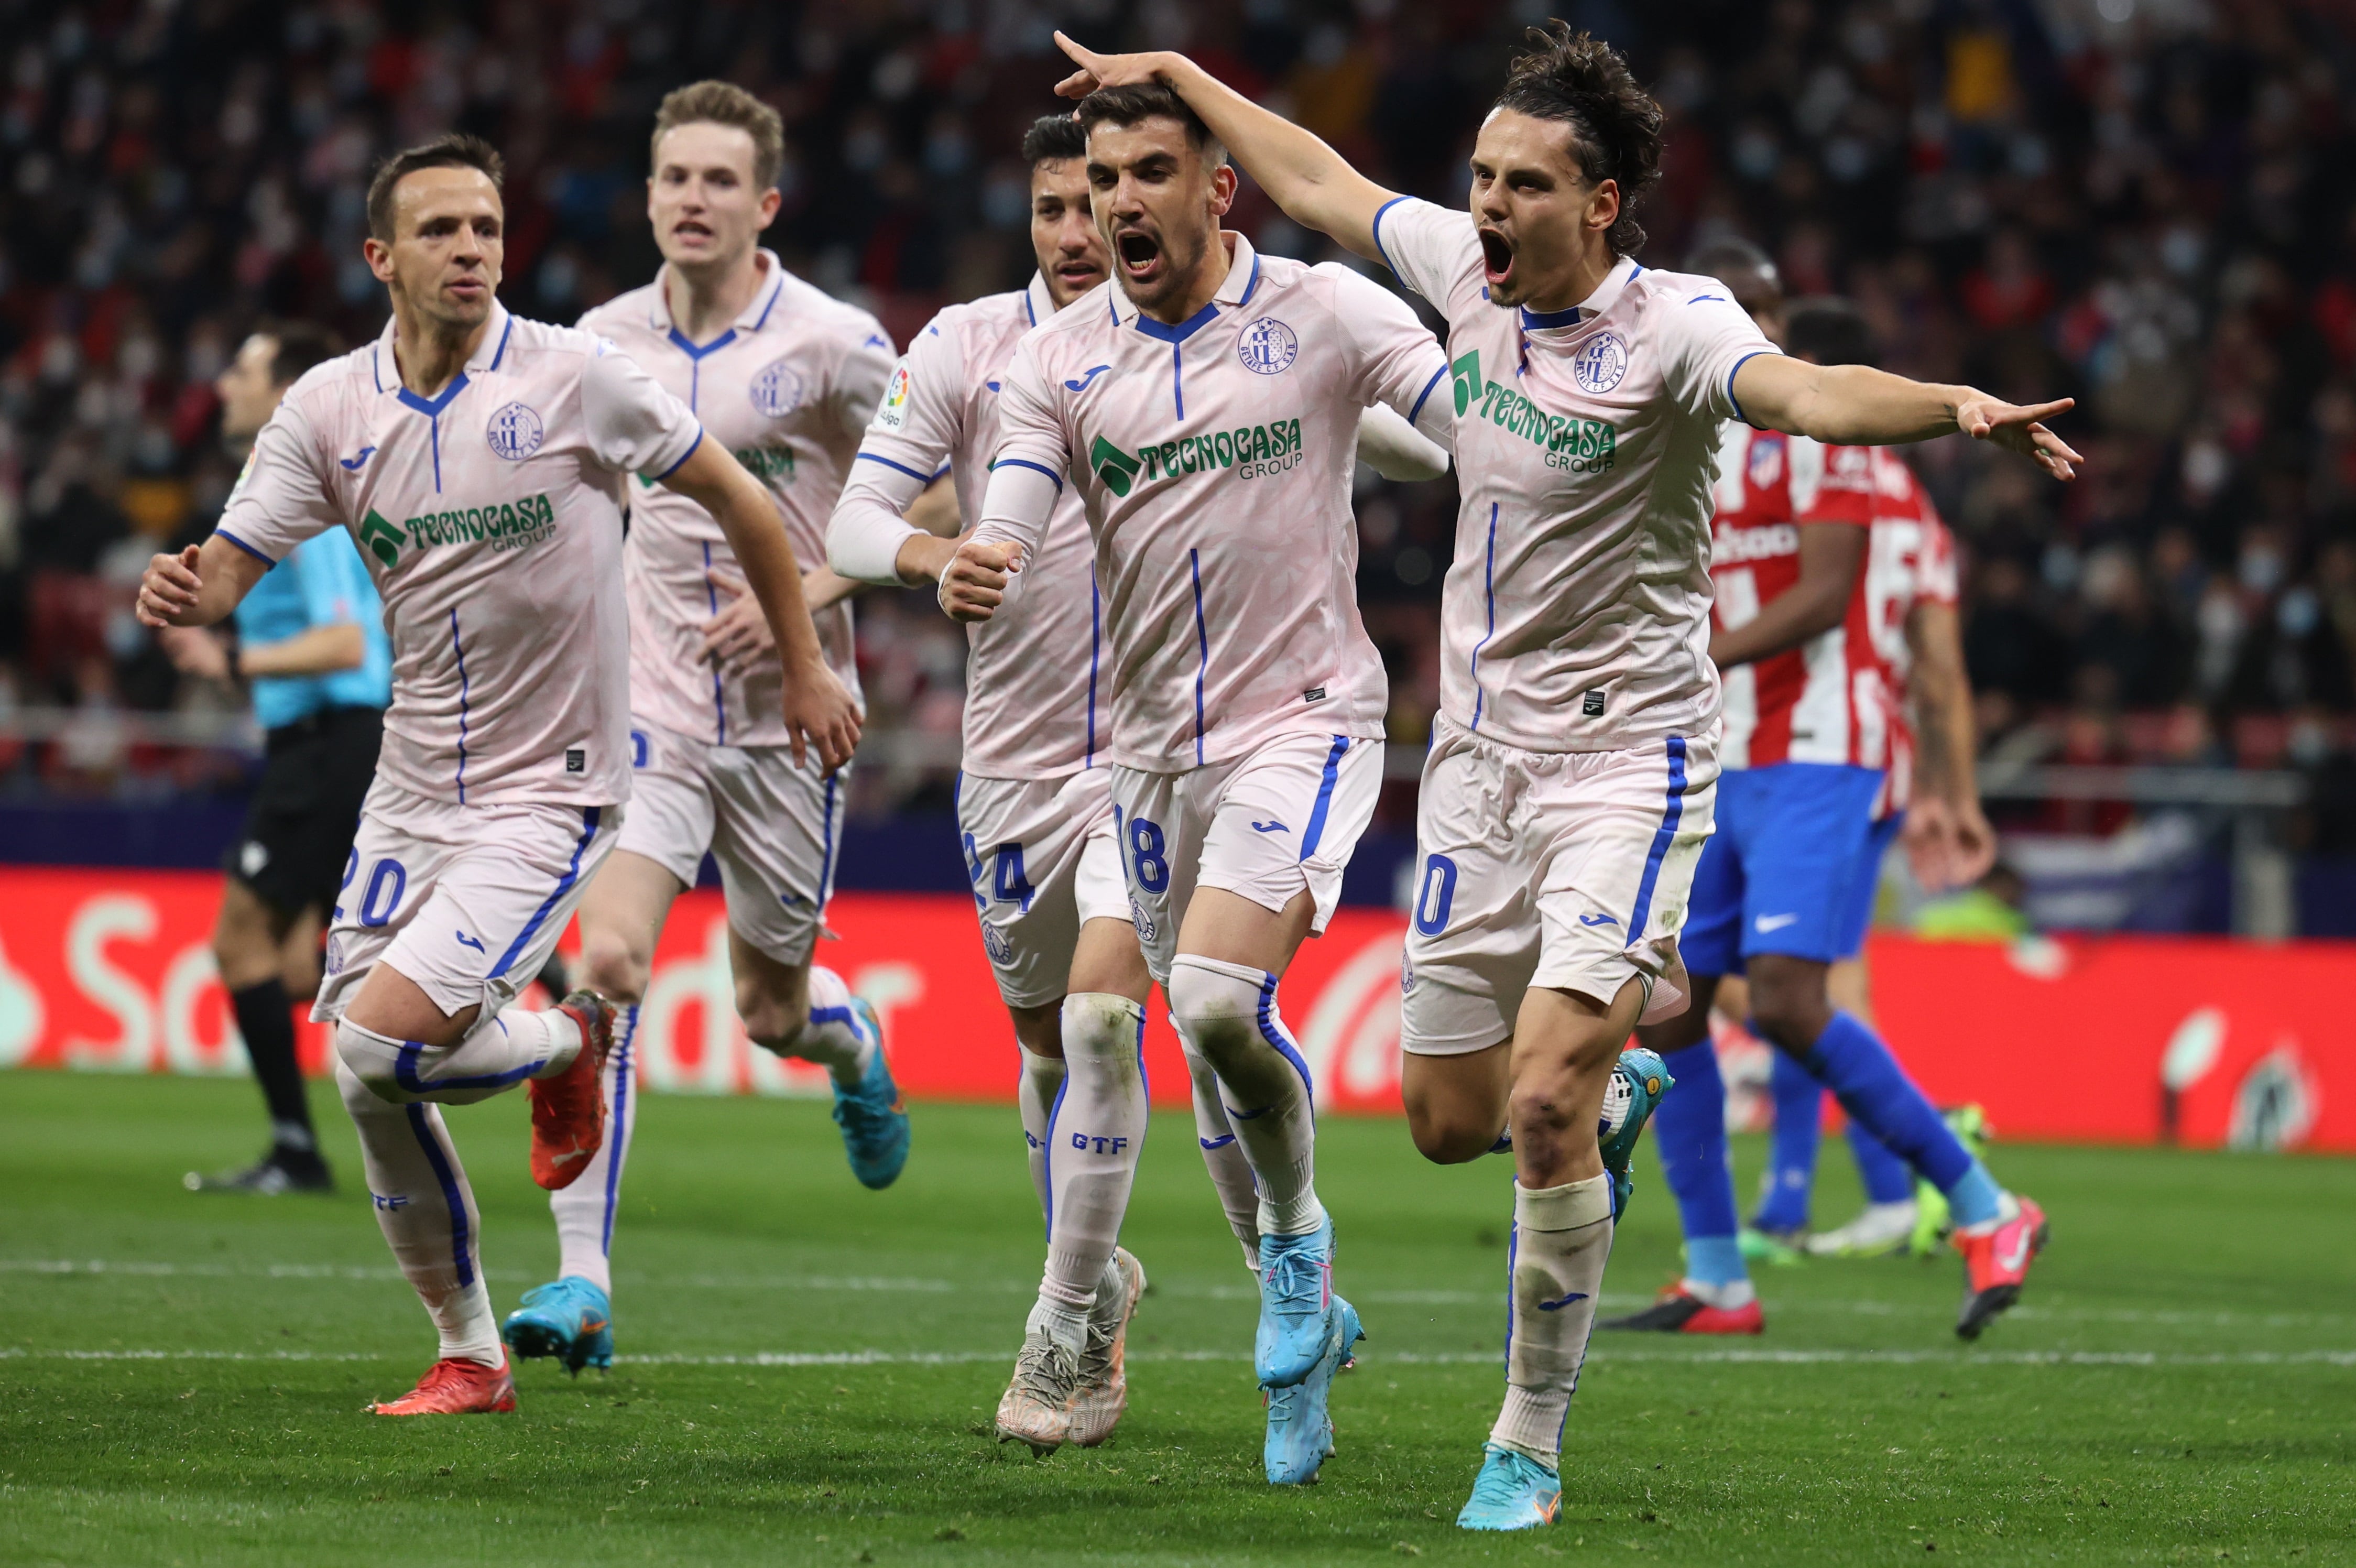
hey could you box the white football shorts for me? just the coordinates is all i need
[1112,731,1383,985]
[617,719,847,967]
[956,767,1128,1010]
[315,778,623,1024]
[1400,715,1720,1056]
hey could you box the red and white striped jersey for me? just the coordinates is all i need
[1708,423,1878,770]
[1863,447,1958,815]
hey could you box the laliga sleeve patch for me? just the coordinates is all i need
[868,358,912,432]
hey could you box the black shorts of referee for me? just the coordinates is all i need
[223,704,384,920]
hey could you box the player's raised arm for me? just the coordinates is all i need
[1730,354,2082,481]
[1052,32,1397,263]
[659,435,859,771]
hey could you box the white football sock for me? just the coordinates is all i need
[1017,1045,1066,1226]
[334,1009,580,1107]
[1167,955,1323,1238]
[335,1059,505,1367]
[1181,1038,1262,1271]
[549,1002,640,1294]
[1038,993,1148,1315]
[754,965,875,1088]
[1490,1174,1613,1468]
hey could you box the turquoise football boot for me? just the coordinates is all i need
[1457,1443,1564,1531]
[830,999,910,1190]
[1600,1047,1674,1222]
[500,1276,613,1375]
[1264,1296,1360,1485]
[1255,1217,1339,1388]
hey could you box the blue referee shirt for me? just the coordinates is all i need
[232,528,391,730]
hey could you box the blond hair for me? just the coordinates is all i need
[651,80,785,190]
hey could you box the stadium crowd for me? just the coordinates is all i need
[2,0,2353,857]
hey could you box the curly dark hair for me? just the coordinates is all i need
[1492,24,1663,257]
[1020,113,1088,167]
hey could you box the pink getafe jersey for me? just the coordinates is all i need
[1706,423,1879,770]
[834,273,1104,780]
[1864,447,1959,815]
[974,233,1453,774]
[1373,198,1781,753]
[580,252,895,746]
[216,302,702,807]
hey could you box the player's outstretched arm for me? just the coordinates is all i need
[661,438,860,771]
[1052,32,1397,263]
[136,536,271,630]
[1730,355,2081,481]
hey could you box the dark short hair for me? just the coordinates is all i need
[1021,113,1088,167]
[366,133,505,243]
[1784,297,1879,368]
[1074,82,1227,167]
[259,321,344,386]
[1686,235,1776,284]
[653,79,786,190]
[1493,23,1662,256]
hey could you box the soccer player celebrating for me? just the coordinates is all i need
[166,321,387,1197]
[832,113,1447,1457]
[939,85,1453,1483]
[497,81,907,1377]
[135,133,856,1416]
[1045,23,2080,1530]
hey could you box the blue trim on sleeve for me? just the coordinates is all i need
[650,427,704,482]
[856,451,933,484]
[1727,349,1778,428]
[1370,195,1410,278]
[1406,362,1447,428]
[994,456,1065,494]
[215,529,278,567]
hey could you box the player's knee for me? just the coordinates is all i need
[1166,955,1263,1075]
[579,929,650,1005]
[738,985,810,1054]
[333,1017,406,1104]
[1747,974,1830,1052]
[1402,1093,1500,1165]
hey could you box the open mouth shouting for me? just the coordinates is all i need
[1478,225,1518,296]
[1114,226,1165,290]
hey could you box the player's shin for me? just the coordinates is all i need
[1648,1041,1754,1308]
[334,1009,584,1106]
[1167,956,1322,1237]
[1035,994,1148,1347]
[1754,1048,1824,1236]
[1181,1040,1262,1270]
[1018,1044,1066,1226]
[1490,1174,1613,1467]
[1797,1011,2005,1226]
[548,1003,639,1293]
[336,1060,503,1368]
[759,966,876,1086]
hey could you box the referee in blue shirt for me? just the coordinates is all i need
[162,323,390,1194]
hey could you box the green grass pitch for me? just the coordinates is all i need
[3,1070,2352,1566]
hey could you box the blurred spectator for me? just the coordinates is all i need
[1,0,2353,828]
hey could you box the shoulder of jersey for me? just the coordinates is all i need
[917,286,1029,344]
[763,265,891,349]
[1025,279,1117,347]
[1629,265,1741,309]
[574,281,661,339]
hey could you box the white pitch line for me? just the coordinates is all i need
[7,1346,2354,1368]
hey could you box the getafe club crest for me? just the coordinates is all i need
[750,358,804,418]
[485,401,544,460]
[1236,317,1299,376]
[1571,331,1628,394]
